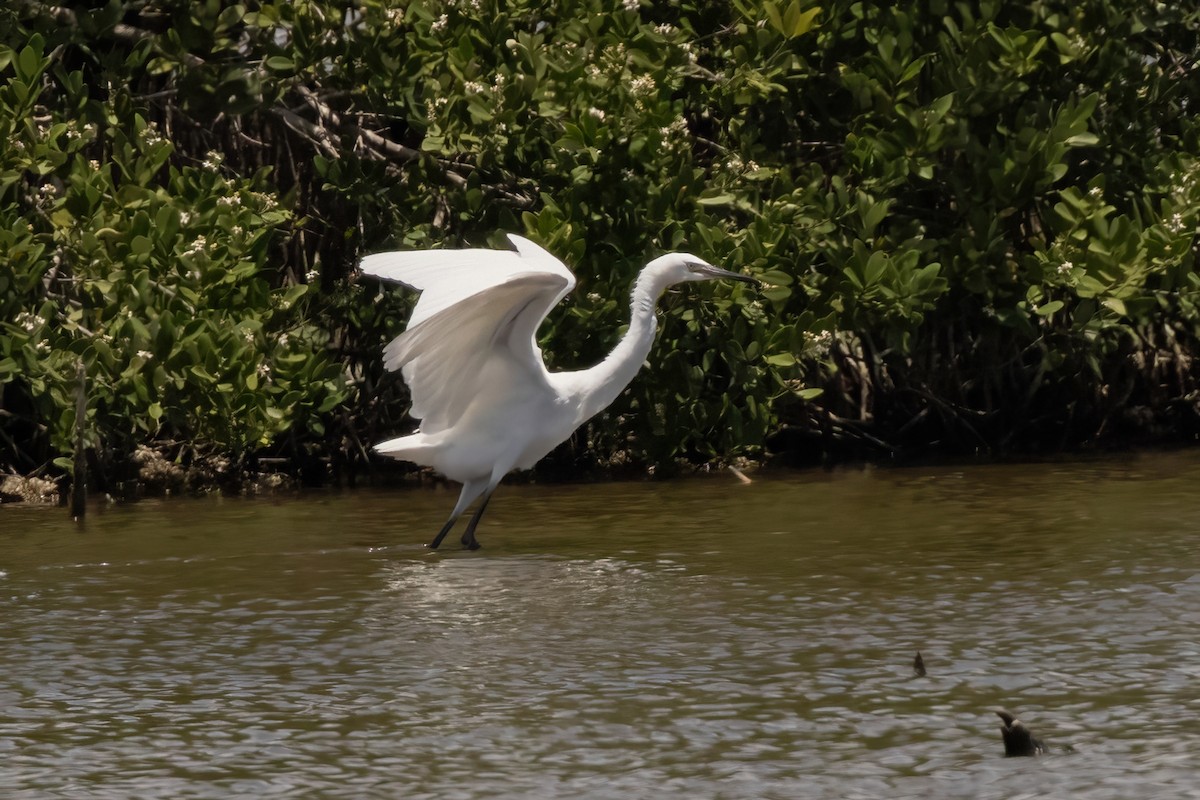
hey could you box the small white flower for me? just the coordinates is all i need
[654,23,675,35]
[385,7,404,24]
[16,311,40,332]
[463,80,486,94]
[256,363,272,380]
[586,292,602,303]
[1088,186,1102,198]
[137,350,153,360]
[622,0,639,10]
[231,225,243,236]
[141,122,163,146]
[630,75,655,94]
[217,194,241,207]
[179,211,192,225]
[202,150,224,170]
[588,107,606,121]
[88,159,100,171]
[1058,260,1074,275]
[184,235,207,256]
[805,329,834,357]
[306,269,319,282]
[431,13,448,32]
[658,116,687,139]
[278,333,290,348]
[243,329,256,344]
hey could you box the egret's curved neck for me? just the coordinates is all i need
[573,267,673,422]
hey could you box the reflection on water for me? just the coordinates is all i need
[2,452,1200,798]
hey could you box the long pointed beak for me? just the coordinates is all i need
[695,263,760,286]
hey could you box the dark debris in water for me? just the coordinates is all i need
[996,709,1046,757]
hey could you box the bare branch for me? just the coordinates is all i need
[271,106,340,160]
[19,1,206,68]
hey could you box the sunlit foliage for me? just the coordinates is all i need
[2,0,1198,485]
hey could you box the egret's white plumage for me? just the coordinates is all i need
[362,233,755,549]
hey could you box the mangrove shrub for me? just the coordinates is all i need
[2,0,1198,488]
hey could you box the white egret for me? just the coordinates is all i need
[361,233,756,550]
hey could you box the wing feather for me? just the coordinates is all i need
[361,235,575,434]
[361,234,575,328]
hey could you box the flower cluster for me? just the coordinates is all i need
[15,311,41,332]
[184,235,207,257]
[804,330,835,358]
[140,121,165,147]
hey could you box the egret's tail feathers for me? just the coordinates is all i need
[373,434,436,464]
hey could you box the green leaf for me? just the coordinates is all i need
[16,44,42,83]
[789,6,821,38]
[1035,300,1064,316]
[265,56,295,72]
[763,2,785,35]
[865,251,888,285]
[1102,297,1127,316]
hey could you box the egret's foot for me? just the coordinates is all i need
[461,532,481,551]
[428,518,457,551]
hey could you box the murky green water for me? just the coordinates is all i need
[3,452,1199,799]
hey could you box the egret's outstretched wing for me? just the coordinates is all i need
[361,234,575,328]
[361,235,576,434]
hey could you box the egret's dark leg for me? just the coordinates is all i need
[428,516,458,550]
[427,480,487,551]
[460,491,494,550]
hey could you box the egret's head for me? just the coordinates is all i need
[647,253,759,288]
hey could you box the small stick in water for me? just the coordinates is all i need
[71,359,87,521]
[728,465,752,485]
